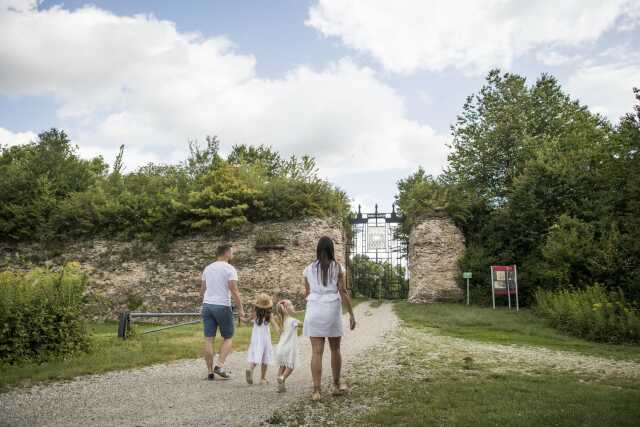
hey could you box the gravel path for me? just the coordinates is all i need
[0,302,399,427]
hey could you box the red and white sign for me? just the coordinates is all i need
[490,265,519,311]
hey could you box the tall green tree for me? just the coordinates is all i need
[398,70,639,302]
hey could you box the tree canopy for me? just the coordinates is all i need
[396,70,640,303]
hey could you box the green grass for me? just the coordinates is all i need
[362,373,640,426]
[0,319,258,391]
[395,302,640,361]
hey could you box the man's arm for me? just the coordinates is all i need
[199,279,206,301]
[228,280,245,319]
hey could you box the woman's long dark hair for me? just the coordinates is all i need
[316,236,336,287]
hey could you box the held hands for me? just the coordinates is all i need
[349,314,356,330]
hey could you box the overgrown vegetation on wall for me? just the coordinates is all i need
[0,133,348,246]
[396,70,640,304]
[0,263,89,363]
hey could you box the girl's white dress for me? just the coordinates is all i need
[247,320,273,365]
[275,317,299,369]
[303,261,344,338]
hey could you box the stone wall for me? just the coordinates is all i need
[0,217,344,319]
[408,217,465,303]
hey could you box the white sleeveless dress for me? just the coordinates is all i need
[275,317,299,369]
[303,261,344,338]
[247,320,273,365]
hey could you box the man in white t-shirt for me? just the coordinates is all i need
[200,244,246,380]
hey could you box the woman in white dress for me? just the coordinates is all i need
[303,236,356,401]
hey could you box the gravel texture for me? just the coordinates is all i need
[0,302,398,427]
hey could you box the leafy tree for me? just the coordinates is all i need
[184,136,222,180]
[398,70,639,303]
[0,129,107,241]
[228,144,283,176]
[186,163,260,231]
[350,254,407,299]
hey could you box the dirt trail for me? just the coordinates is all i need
[0,302,399,427]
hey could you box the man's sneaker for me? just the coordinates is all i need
[245,369,253,385]
[207,373,215,381]
[213,366,231,380]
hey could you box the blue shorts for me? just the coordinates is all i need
[202,304,235,338]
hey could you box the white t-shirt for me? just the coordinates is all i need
[202,261,238,306]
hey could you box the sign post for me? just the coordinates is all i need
[463,272,472,305]
[490,266,496,309]
[514,264,519,312]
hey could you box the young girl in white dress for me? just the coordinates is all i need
[273,299,301,392]
[245,293,274,385]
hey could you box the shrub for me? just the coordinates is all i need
[1,131,349,244]
[0,263,89,363]
[534,284,640,344]
[255,230,285,247]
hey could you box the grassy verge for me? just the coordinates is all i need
[361,372,640,426]
[395,302,640,361]
[274,301,640,426]
[0,319,258,391]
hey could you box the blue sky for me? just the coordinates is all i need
[1,0,639,211]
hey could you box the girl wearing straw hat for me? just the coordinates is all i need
[245,293,274,385]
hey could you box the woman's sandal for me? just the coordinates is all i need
[311,390,322,401]
[332,383,349,396]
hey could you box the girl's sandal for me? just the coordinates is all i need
[311,391,321,401]
[245,369,253,385]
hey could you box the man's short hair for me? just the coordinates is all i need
[216,244,232,257]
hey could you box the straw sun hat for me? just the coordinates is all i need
[254,293,273,309]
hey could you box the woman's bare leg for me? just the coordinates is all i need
[328,337,342,386]
[310,337,325,392]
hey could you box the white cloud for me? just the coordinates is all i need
[0,127,37,146]
[567,62,639,121]
[0,1,448,177]
[306,0,639,74]
[536,51,581,67]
